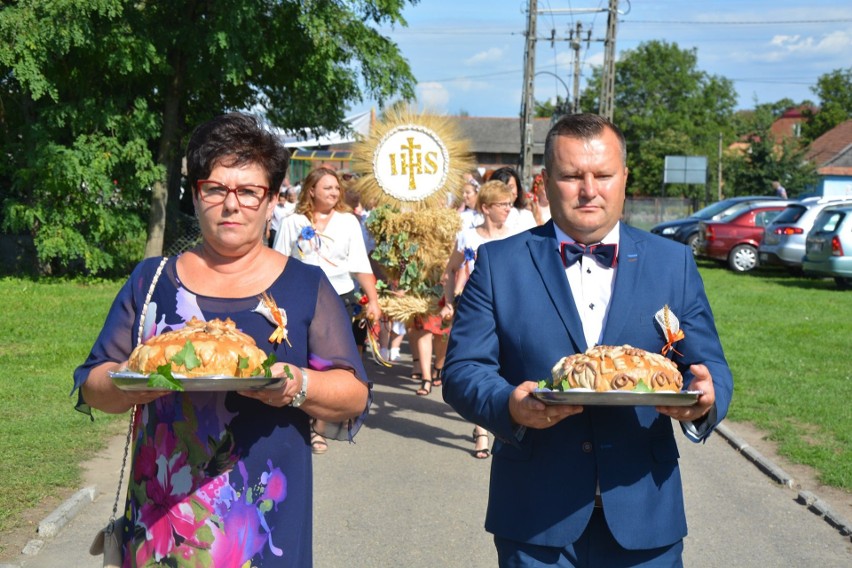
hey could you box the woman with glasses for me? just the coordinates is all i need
[490,166,538,233]
[273,166,381,455]
[74,112,370,567]
[439,180,515,458]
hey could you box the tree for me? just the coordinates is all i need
[0,0,418,275]
[723,102,818,197]
[801,67,852,142]
[580,40,737,198]
[534,95,569,119]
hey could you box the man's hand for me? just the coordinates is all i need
[656,363,716,423]
[508,381,583,429]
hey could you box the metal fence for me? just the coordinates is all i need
[623,197,694,231]
[164,215,202,256]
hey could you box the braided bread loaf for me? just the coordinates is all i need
[549,345,683,392]
[128,317,267,377]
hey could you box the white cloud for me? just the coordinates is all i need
[464,47,504,66]
[416,82,450,112]
[750,28,852,62]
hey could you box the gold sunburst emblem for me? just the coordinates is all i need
[352,107,474,211]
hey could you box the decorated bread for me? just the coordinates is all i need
[547,345,683,393]
[128,317,268,377]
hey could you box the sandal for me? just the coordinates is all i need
[411,359,422,382]
[432,367,443,387]
[310,431,328,455]
[415,379,433,396]
[472,430,490,459]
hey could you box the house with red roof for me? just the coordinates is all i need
[806,119,852,198]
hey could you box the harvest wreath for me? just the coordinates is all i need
[350,107,474,324]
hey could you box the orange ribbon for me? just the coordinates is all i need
[662,329,685,356]
[261,292,292,347]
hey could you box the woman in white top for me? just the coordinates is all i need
[274,167,381,454]
[490,166,537,233]
[439,180,514,459]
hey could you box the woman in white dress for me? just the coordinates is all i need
[439,180,514,459]
[274,167,381,454]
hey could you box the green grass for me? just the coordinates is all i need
[0,267,849,547]
[698,262,851,490]
[0,278,126,542]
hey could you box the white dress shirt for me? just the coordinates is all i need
[553,222,621,348]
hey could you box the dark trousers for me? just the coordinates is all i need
[494,508,683,568]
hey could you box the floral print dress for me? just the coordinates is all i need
[74,256,370,567]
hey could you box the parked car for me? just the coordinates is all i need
[651,196,783,255]
[696,202,792,272]
[758,196,852,273]
[802,205,852,289]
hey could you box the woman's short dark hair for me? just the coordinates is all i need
[490,166,525,209]
[186,112,290,200]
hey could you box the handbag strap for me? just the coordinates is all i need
[110,256,169,521]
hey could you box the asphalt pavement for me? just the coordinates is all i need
[7,350,851,567]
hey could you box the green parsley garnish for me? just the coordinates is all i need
[147,363,184,391]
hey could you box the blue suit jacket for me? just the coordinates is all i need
[442,221,733,551]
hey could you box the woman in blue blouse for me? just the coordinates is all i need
[74,112,370,567]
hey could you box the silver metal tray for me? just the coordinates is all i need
[532,389,701,407]
[110,371,284,392]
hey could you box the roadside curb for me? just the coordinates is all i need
[3,486,98,567]
[715,422,852,541]
[36,486,96,539]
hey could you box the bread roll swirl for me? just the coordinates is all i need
[128,317,267,377]
[549,345,683,392]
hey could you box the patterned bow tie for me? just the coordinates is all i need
[560,242,618,268]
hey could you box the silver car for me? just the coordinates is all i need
[802,205,852,289]
[759,196,852,273]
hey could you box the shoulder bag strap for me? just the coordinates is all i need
[109,256,169,522]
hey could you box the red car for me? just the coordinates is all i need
[696,202,792,272]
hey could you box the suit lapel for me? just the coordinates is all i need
[602,225,643,343]
[527,222,587,352]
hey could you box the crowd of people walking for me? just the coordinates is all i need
[265,160,550,459]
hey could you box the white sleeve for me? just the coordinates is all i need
[344,214,374,275]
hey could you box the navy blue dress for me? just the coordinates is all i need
[74,256,370,567]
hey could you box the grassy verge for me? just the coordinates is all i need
[0,278,125,542]
[698,261,851,489]
[0,266,849,548]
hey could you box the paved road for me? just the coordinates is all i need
[9,351,851,567]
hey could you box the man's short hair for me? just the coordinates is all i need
[544,113,627,170]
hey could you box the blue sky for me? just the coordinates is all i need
[350,0,852,118]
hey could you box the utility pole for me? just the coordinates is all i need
[599,0,619,120]
[519,0,537,193]
[568,22,590,114]
[717,132,723,200]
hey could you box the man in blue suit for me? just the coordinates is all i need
[442,114,733,567]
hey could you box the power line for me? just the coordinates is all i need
[625,18,852,25]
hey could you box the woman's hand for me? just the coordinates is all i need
[439,303,454,321]
[238,363,304,407]
[364,300,381,323]
[82,361,172,414]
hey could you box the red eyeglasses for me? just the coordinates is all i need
[196,179,269,208]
